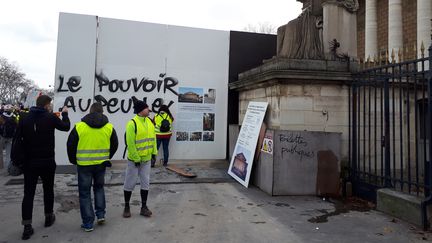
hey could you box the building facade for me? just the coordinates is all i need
[357,0,432,62]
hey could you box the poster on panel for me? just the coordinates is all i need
[228,102,268,187]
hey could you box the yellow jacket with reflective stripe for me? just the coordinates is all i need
[126,115,157,163]
[76,122,113,166]
[154,112,173,135]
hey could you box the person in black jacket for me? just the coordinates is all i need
[18,95,70,240]
[66,102,118,232]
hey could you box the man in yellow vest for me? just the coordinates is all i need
[123,100,157,218]
[66,103,118,232]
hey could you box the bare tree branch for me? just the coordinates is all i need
[0,57,38,104]
[243,22,277,34]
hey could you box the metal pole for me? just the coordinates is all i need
[384,78,391,187]
[421,18,432,231]
[352,83,358,182]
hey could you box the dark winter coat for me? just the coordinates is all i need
[66,112,118,166]
[18,106,70,169]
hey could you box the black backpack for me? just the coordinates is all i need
[122,119,137,159]
[1,116,17,138]
[159,114,170,133]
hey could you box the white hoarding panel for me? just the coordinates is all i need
[228,102,268,187]
[54,13,229,163]
[54,13,97,165]
[165,25,229,159]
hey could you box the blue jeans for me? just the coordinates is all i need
[156,137,170,165]
[77,164,106,225]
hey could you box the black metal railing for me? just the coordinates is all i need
[350,45,432,200]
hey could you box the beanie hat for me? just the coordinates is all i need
[133,101,149,114]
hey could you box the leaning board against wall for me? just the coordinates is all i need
[54,12,229,165]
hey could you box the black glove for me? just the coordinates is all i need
[102,161,112,168]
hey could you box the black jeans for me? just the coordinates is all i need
[22,165,56,225]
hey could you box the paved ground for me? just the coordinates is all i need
[0,160,431,243]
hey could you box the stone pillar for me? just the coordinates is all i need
[417,0,432,59]
[388,0,403,62]
[322,1,358,59]
[365,0,378,60]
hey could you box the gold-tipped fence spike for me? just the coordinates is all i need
[391,49,395,63]
[421,41,425,58]
[385,50,389,64]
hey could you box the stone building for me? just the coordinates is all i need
[357,0,432,61]
[231,0,432,163]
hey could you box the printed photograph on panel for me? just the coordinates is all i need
[203,132,214,141]
[176,132,189,141]
[178,87,203,103]
[204,88,216,104]
[230,145,251,181]
[190,132,202,141]
[203,113,215,131]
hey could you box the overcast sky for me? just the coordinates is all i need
[0,0,302,89]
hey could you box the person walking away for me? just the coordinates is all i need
[123,100,157,218]
[67,102,118,232]
[0,104,18,171]
[17,95,70,240]
[151,105,174,167]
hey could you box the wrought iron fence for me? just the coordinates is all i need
[349,41,432,229]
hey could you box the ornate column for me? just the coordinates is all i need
[388,0,403,62]
[365,0,378,60]
[417,0,432,58]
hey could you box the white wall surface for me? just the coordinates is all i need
[54,13,229,165]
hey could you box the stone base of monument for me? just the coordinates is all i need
[252,129,341,196]
[230,57,357,196]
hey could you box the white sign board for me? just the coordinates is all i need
[54,13,229,165]
[228,101,268,187]
[23,90,42,109]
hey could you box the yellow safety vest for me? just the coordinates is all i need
[128,116,156,161]
[154,113,173,135]
[76,122,113,166]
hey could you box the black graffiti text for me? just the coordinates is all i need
[279,133,308,147]
[96,72,179,96]
[281,144,315,161]
[57,75,82,93]
[63,95,174,114]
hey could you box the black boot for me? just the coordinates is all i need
[123,206,131,218]
[140,206,152,217]
[140,190,152,217]
[123,190,132,218]
[22,224,34,240]
[45,213,56,227]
